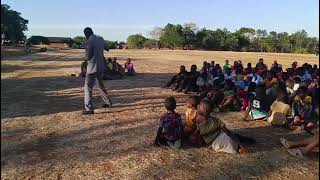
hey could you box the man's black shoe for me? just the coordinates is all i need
[82,110,94,115]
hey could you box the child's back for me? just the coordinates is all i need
[160,111,183,142]
[154,97,183,149]
[268,99,291,125]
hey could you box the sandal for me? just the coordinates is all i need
[287,148,304,158]
[280,138,290,149]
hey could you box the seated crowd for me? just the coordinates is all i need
[80,57,136,79]
[157,58,319,157]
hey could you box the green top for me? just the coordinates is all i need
[223,63,231,70]
[197,116,225,145]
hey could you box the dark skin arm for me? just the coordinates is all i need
[242,100,252,121]
[154,127,163,147]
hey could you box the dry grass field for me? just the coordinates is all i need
[1,49,319,179]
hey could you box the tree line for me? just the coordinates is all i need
[126,23,319,54]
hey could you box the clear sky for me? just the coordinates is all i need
[2,0,319,41]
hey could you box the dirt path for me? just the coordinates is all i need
[1,49,318,179]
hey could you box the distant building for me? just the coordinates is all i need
[46,37,72,48]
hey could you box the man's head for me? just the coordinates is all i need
[180,65,186,72]
[84,27,94,40]
[197,99,212,117]
[164,97,176,111]
[273,60,278,65]
[225,60,229,64]
[247,63,252,68]
[211,61,215,66]
[112,57,117,62]
[191,64,197,72]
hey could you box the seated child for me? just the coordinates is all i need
[195,99,250,154]
[242,84,268,121]
[291,86,313,125]
[267,90,291,126]
[154,97,183,149]
[184,96,200,142]
[124,58,135,76]
[106,58,114,73]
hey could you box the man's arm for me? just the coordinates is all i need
[85,40,94,61]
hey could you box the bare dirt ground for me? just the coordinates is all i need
[1,49,319,180]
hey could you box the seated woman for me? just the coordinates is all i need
[124,58,136,76]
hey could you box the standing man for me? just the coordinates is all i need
[83,27,112,115]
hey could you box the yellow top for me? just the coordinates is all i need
[294,95,312,105]
[185,107,197,128]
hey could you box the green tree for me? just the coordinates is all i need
[224,33,239,51]
[159,23,185,49]
[143,39,158,49]
[126,34,147,49]
[105,40,117,49]
[277,32,290,53]
[73,36,86,46]
[1,4,28,44]
[182,23,198,49]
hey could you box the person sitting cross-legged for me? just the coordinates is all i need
[124,58,136,76]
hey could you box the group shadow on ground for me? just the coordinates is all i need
[1,72,176,119]
[1,117,318,178]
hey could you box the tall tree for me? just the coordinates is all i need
[1,4,28,44]
[159,24,185,49]
[126,34,147,49]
